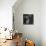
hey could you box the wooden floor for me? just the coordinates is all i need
[0,39,16,46]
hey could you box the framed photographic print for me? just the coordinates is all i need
[23,14,34,24]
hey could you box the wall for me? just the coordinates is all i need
[0,0,17,39]
[0,0,16,30]
[41,0,46,46]
[13,0,41,46]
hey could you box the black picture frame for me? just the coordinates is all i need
[23,14,34,25]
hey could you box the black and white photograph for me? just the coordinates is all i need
[23,14,34,24]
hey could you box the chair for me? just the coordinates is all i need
[25,40,35,46]
[15,33,23,46]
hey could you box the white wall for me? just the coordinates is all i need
[0,0,17,39]
[0,0,16,29]
[13,0,41,46]
[41,0,46,46]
